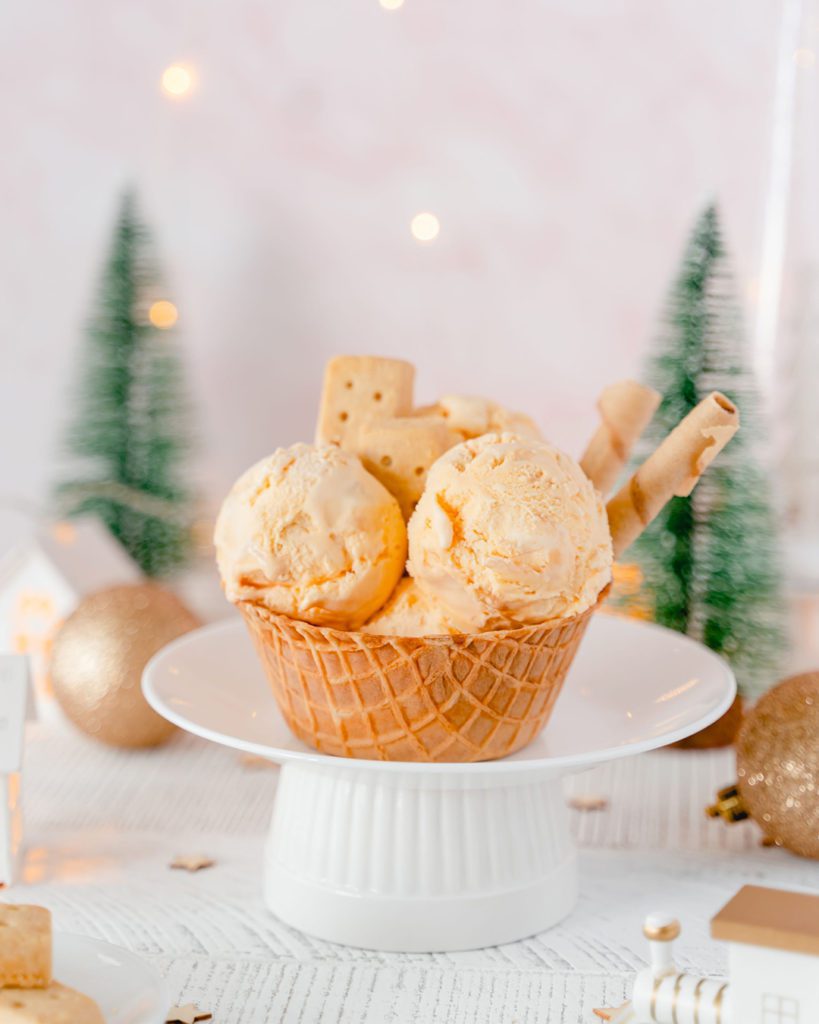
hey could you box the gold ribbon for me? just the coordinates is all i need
[671,974,686,1024]
[650,977,663,1023]
[692,978,707,1024]
[714,983,728,1024]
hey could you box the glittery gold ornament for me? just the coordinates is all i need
[708,672,819,859]
[51,584,199,748]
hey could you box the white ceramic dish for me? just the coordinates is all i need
[144,614,735,775]
[144,613,735,952]
[53,933,168,1024]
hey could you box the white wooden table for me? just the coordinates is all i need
[17,723,818,1023]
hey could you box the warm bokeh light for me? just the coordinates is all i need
[794,48,815,68]
[52,521,77,546]
[149,300,179,329]
[161,64,194,97]
[379,0,405,9]
[410,212,440,243]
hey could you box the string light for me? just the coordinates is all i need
[379,0,405,9]
[149,300,179,329]
[410,212,440,243]
[161,64,194,98]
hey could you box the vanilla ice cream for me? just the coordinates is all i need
[407,433,612,631]
[215,444,406,629]
[422,395,542,443]
[362,577,461,637]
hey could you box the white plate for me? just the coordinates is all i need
[144,612,736,775]
[53,934,167,1024]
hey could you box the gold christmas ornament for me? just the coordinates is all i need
[708,671,819,859]
[51,583,200,748]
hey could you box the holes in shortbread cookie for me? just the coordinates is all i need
[339,412,349,422]
[373,391,382,401]
[344,380,353,389]
[380,455,392,467]
[414,466,424,476]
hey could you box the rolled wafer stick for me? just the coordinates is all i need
[580,380,661,495]
[607,391,739,557]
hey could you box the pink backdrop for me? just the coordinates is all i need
[0,1,781,518]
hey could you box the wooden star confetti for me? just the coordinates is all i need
[593,1004,633,1022]
[166,1005,212,1024]
[169,854,215,872]
[568,794,609,812]
[239,753,277,770]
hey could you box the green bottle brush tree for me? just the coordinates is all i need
[625,203,786,701]
[56,190,196,577]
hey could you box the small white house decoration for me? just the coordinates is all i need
[594,885,819,1024]
[711,885,819,1024]
[0,518,140,704]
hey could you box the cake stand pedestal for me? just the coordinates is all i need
[144,614,735,952]
[266,760,576,950]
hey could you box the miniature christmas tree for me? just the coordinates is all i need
[628,203,786,698]
[56,191,195,577]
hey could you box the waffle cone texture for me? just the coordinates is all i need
[240,596,602,762]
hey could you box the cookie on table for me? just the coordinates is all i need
[0,905,51,988]
[0,982,105,1024]
[316,355,415,446]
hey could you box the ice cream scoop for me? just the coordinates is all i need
[407,433,612,630]
[420,395,542,443]
[362,577,461,637]
[215,443,406,629]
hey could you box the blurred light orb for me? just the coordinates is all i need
[379,0,405,9]
[161,64,193,97]
[52,521,77,545]
[411,212,440,243]
[149,300,179,329]
[793,48,815,68]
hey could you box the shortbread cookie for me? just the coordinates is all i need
[0,982,105,1023]
[316,355,415,446]
[350,416,458,519]
[0,905,51,988]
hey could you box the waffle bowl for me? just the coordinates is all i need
[238,592,605,763]
[235,388,741,764]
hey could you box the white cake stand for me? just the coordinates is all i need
[143,613,734,952]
